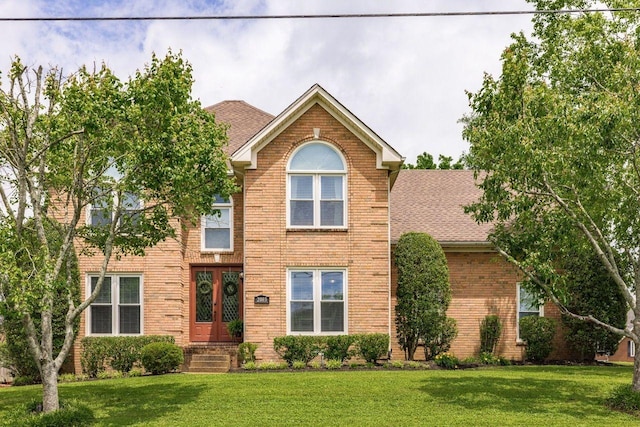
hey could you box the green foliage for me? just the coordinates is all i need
[560,249,626,360]
[403,152,465,170]
[291,361,307,370]
[226,319,243,338]
[140,342,184,375]
[242,361,257,371]
[395,232,453,360]
[273,336,322,366]
[434,353,459,369]
[12,376,38,387]
[325,359,343,370]
[238,342,258,363]
[323,335,356,362]
[480,315,503,355]
[257,361,287,371]
[355,333,389,364]
[3,399,94,426]
[81,336,174,377]
[605,384,640,414]
[519,317,557,362]
[424,317,458,361]
[462,0,640,386]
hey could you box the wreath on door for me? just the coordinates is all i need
[223,279,238,297]
[197,278,212,295]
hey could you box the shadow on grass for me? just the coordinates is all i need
[418,371,616,419]
[60,376,208,425]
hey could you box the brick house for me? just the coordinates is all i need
[72,84,569,372]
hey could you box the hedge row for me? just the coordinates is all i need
[273,333,390,366]
[80,335,174,377]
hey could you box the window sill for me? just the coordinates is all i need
[286,228,348,232]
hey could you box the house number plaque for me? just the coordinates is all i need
[254,295,270,305]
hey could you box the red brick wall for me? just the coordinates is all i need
[242,104,391,361]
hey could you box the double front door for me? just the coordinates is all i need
[190,266,242,342]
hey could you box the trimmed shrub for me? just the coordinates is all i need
[355,333,389,364]
[324,335,355,362]
[519,316,556,362]
[273,336,322,366]
[479,315,502,354]
[81,335,174,377]
[140,342,184,375]
[606,384,640,414]
[4,399,94,426]
[238,342,258,363]
[395,232,453,361]
[424,317,458,361]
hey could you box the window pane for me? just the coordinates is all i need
[91,187,112,226]
[91,306,112,334]
[205,209,230,228]
[213,194,230,204]
[205,229,231,249]
[91,208,112,226]
[119,277,140,304]
[91,277,112,304]
[291,302,314,332]
[519,288,539,312]
[322,272,344,300]
[321,176,343,199]
[291,272,313,300]
[320,201,344,226]
[321,301,344,332]
[290,201,314,226]
[122,192,140,210]
[290,143,345,171]
[119,306,140,334]
[291,176,313,199]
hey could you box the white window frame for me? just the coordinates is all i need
[86,274,143,336]
[517,284,544,342]
[201,196,234,252]
[287,268,348,335]
[629,340,636,358]
[286,141,347,229]
[87,189,143,228]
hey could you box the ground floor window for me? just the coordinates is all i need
[87,274,142,335]
[517,284,543,341]
[288,268,347,334]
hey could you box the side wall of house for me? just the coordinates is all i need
[243,104,391,361]
[390,249,569,361]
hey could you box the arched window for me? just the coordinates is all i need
[287,142,346,228]
[201,195,233,251]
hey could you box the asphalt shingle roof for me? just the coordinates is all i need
[390,169,492,244]
[204,100,274,155]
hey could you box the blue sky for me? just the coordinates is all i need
[0,0,535,164]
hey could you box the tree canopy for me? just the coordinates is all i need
[0,51,235,411]
[403,152,464,170]
[463,0,640,389]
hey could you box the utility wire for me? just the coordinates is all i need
[0,8,639,22]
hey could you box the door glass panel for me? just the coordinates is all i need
[222,272,239,323]
[195,272,213,322]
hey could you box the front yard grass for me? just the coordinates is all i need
[0,365,636,426]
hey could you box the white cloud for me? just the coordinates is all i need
[0,0,535,163]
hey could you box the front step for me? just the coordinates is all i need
[183,344,238,373]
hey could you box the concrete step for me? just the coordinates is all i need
[187,353,230,373]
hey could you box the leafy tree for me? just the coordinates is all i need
[0,52,235,411]
[463,0,640,389]
[561,248,626,360]
[395,232,455,360]
[403,152,465,170]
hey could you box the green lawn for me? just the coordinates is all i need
[0,365,636,426]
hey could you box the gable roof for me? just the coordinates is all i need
[204,101,274,155]
[230,84,404,171]
[390,170,493,247]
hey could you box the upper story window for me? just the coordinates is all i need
[517,284,544,341]
[287,142,347,228]
[202,195,233,251]
[88,188,141,228]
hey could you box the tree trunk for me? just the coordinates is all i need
[41,361,60,412]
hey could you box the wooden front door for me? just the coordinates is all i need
[190,266,242,342]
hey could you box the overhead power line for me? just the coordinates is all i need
[0,8,639,22]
